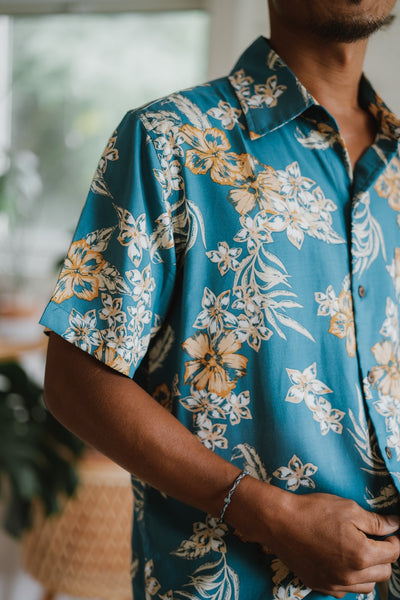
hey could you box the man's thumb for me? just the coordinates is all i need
[364,512,400,537]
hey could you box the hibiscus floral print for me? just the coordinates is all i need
[182,331,248,397]
[315,275,356,357]
[41,36,400,600]
[52,239,106,303]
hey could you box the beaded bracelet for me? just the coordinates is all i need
[219,469,251,522]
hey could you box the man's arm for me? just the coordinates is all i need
[44,332,400,598]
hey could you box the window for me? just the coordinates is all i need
[0,8,210,316]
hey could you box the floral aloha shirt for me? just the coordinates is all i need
[41,36,400,600]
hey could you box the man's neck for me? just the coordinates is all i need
[268,19,376,169]
[268,27,368,114]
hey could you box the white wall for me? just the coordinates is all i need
[206,0,269,80]
[365,7,400,114]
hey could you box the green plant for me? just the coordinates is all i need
[0,360,84,537]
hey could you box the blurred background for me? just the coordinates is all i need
[0,1,399,599]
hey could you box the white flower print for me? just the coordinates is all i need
[222,390,252,425]
[315,284,339,317]
[127,302,152,336]
[207,100,244,130]
[90,132,119,198]
[247,75,286,109]
[153,127,184,160]
[312,397,345,435]
[195,413,228,450]
[172,515,228,559]
[273,455,318,491]
[232,286,263,316]
[380,297,399,345]
[193,288,237,336]
[179,386,226,421]
[207,241,242,276]
[126,265,155,304]
[275,161,314,202]
[151,202,174,252]
[286,363,345,435]
[130,332,151,367]
[236,313,272,351]
[295,121,340,151]
[101,325,135,362]
[228,69,255,112]
[387,427,400,460]
[114,205,149,267]
[266,164,344,249]
[234,212,273,251]
[154,158,184,200]
[64,309,101,352]
[373,394,400,458]
[98,294,126,327]
[271,558,311,600]
[285,363,332,405]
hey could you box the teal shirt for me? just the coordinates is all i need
[41,37,400,600]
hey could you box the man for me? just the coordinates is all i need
[41,1,400,598]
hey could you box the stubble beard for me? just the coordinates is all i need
[310,12,395,43]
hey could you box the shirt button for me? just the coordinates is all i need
[386,447,393,460]
[358,285,366,298]
[367,371,375,384]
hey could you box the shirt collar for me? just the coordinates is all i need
[359,76,400,143]
[229,36,400,145]
[228,37,314,141]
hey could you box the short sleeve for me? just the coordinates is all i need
[40,110,177,379]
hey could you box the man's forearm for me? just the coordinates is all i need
[44,332,400,598]
[44,332,250,519]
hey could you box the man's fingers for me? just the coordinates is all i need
[358,511,400,537]
[318,583,377,597]
[318,568,392,597]
[344,562,392,585]
[363,535,400,568]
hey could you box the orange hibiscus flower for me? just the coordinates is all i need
[371,339,400,400]
[229,167,281,215]
[181,124,248,186]
[375,157,400,212]
[328,289,356,357]
[182,331,247,398]
[52,239,105,304]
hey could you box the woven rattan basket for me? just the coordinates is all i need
[22,450,133,600]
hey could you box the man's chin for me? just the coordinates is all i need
[311,13,395,43]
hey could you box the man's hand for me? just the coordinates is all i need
[44,334,400,598]
[228,482,400,598]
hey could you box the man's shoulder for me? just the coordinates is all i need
[127,75,240,134]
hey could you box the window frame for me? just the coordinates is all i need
[0,0,206,15]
